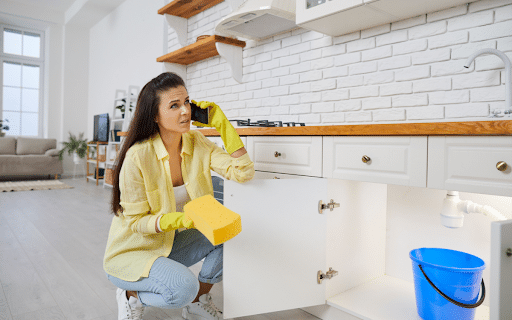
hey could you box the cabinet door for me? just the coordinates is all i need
[253,171,319,179]
[297,0,397,37]
[223,178,328,318]
[428,136,512,196]
[368,0,471,20]
[323,136,427,187]
[296,0,363,25]
[491,219,512,320]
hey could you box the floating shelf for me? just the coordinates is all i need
[157,35,245,83]
[158,0,224,18]
[157,35,245,64]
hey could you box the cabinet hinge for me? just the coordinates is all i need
[317,268,338,284]
[318,199,340,214]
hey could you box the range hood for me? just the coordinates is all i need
[215,0,296,40]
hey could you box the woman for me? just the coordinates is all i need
[103,72,255,320]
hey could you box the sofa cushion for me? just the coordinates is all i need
[0,154,63,176]
[16,137,57,155]
[0,137,16,155]
[45,149,60,157]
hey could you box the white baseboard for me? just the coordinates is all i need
[301,304,362,320]
[60,173,86,179]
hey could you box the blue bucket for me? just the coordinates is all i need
[409,248,486,320]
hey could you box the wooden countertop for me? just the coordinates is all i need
[117,120,512,137]
[197,120,512,136]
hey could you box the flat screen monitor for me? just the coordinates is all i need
[94,113,110,142]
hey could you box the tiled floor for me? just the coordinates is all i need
[0,178,320,320]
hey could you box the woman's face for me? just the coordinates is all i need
[155,86,191,135]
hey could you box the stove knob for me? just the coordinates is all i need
[275,151,282,158]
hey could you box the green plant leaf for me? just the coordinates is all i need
[59,131,89,160]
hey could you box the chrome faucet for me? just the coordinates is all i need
[465,48,511,116]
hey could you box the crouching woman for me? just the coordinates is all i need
[103,72,254,320]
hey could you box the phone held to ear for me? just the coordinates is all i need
[190,102,210,125]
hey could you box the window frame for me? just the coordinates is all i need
[0,24,45,137]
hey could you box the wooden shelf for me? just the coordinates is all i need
[158,0,224,18]
[87,141,108,145]
[157,35,245,65]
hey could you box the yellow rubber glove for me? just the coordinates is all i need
[192,100,245,154]
[159,212,194,232]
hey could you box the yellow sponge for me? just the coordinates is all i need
[184,194,242,245]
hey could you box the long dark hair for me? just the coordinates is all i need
[111,72,186,216]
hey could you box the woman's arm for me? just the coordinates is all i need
[230,147,247,158]
[119,151,161,234]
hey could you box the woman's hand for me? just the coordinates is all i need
[192,100,244,154]
[158,212,194,232]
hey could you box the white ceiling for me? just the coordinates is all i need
[7,0,127,27]
[12,0,77,13]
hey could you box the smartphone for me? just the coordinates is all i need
[190,102,209,125]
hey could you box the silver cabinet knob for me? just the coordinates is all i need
[274,151,281,158]
[362,155,371,163]
[496,161,508,172]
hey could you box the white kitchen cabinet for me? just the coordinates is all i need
[490,219,512,320]
[323,136,428,188]
[427,136,512,197]
[223,177,501,320]
[246,136,323,177]
[253,170,318,179]
[223,178,389,319]
[220,134,510,320]
[296,0,396,37]
[296,0,473,37]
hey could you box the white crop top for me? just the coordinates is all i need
[173,184,191,212]
[156,184,191,233]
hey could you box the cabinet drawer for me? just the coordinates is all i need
[253,171,319,179]
[323,136,427,187]
[247,136,323,177]
[428,136,512,196]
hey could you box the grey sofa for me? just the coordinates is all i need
[0,137,63,179]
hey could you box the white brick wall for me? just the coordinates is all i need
[168,0,512,125]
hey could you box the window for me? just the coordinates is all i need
[1,25,44,137]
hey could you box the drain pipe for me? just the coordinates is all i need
[440,191,507,228]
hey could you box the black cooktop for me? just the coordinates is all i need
[229,119,306,127]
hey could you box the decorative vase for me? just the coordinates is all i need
[73,152,81,164]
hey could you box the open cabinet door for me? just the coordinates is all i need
[490,219,512,320]
[223,178,328,319]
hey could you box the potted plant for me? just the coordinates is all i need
[0,119,9,137]
[58,132,88,164]
[116,98,134,118]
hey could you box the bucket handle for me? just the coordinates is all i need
[418,265,485,309]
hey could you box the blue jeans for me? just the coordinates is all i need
[107,229,223,309]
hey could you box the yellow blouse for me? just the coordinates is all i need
[103,130,255,281]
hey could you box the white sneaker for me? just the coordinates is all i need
[182,293,223,320]
[116,288,145,320]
